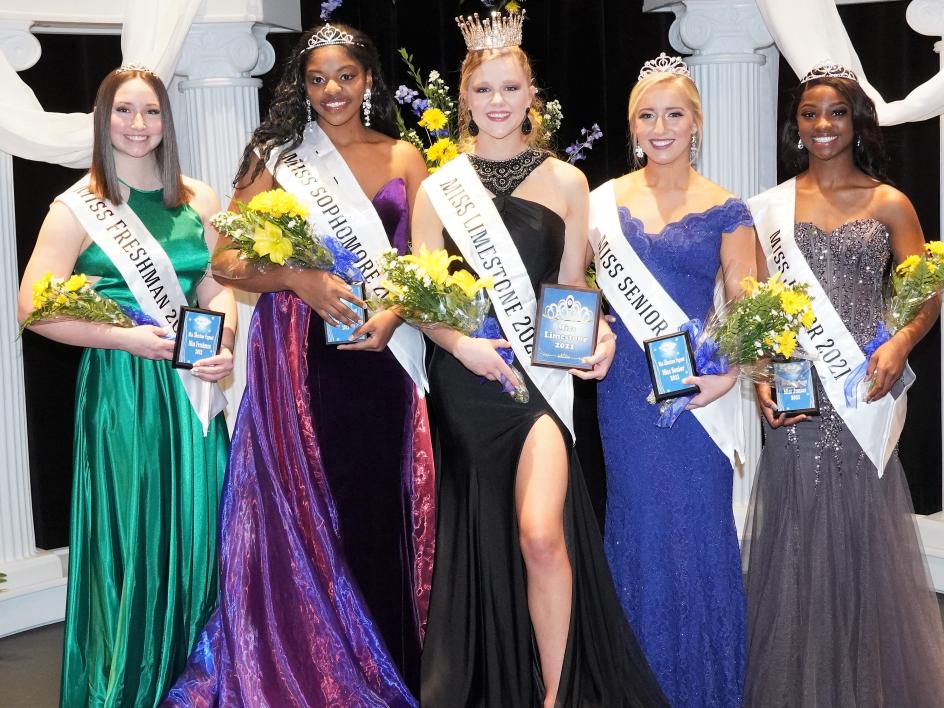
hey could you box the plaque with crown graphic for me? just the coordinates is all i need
[532,284,601,370]
[643,331,700,402]
[772,359,820,416]
[172,306,224,369]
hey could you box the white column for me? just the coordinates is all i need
[172,22,276,428]
[0,23,68,638]
[906,0,944,519]
[667,0,777,197]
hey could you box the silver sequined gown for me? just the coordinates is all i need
[742,219,944,707]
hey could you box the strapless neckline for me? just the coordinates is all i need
[370,177,405,204]
[796,217,886,235]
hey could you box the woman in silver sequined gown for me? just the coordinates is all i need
[743,70,944,707]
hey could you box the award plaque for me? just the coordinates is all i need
[644,330,700,402]
[324,281,367,345]
[531,284,602,370]
[172,306,224,369]
[772,359,820,416]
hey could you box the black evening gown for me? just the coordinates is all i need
[420,193,668,708]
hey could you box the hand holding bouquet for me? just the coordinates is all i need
[211,189,362,282]
[19,271,160,334]
[370,245,529,402]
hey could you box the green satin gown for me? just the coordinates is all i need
[59,187,228,708]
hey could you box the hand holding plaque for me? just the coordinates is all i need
[772,359,819,416]
[172,307,225,369]
[644,331,700,402]
[323,281,368,345]
[532,284,602,371]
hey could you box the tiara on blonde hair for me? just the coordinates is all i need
[638,53,692,81]
[456,11,525,51]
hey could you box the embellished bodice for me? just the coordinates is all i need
[794,219,891,347]
[467,149,549,196]
[617,198,754,321]
[73,187,208,309]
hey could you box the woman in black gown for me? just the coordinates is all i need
[412,13,668,708]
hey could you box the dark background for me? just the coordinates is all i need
[14,0,942,548]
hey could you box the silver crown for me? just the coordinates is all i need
[801,62,858,83]
[115,63,155,75]
[305,23,365,52]
[456,11,525,51]
[638,53,692,81]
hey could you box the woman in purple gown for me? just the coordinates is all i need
[163,23,433,707]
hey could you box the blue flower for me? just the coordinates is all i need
[411,98,430,117]
[394,85,419,105]
[429,128,450,138]
[320,0,343,21]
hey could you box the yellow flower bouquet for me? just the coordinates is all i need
[706,274,815,379]
[211,189,361,281]
[19,271,157,334]
[370,245,529,402]
[887,241,944,330]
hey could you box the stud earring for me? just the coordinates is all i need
[521,113,532,135]
[797,138,805,151]
[469,114,479,137]
[306,98,312,123]
[689,130,698,163]
[362,88,372,127]
[634,143,645,160]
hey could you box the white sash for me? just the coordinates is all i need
[267,123,428,394]
[423,155,575,439]
[589,180,744,467]
[57,174,226,435]
[750,178,912,476]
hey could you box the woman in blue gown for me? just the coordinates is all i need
[591,55,758,707]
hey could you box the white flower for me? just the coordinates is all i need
[428,70,440,82]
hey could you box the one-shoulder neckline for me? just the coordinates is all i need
[796,217,887,235]
[619,197,741,239]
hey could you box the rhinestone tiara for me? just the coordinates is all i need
[115,63,155,75]
[456,11,525,51]
[638,53,692,81]
[801,62,858,83]
[304,23,365,52]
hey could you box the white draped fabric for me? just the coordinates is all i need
[757,0,944,126]
[0,0,201,168]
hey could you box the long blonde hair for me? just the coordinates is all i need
[627,73,703,168]
[457,46,551,153]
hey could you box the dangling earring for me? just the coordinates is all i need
[797,138,805,151]
[469,113,479,137]
[521,112,532,135]
[306,98,312,123]
[855,135,862,149]
[362,88,372,127]
[634,143,645,160]
[689,130,698,163]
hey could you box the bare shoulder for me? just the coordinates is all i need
[43,200,87,242]
[544,156,588,192]
[391,139,429,173]
[181,176,221,217]
[693,172,738,206]
[872,182,914,211]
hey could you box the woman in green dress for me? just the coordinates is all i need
[16,67,235,708]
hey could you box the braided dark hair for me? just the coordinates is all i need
[781,76,889,183]
[234,23,399,188]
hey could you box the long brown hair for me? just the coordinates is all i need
[89,69,192,208]
[457,46,551,153]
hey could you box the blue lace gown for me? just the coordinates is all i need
[599,200,753,707]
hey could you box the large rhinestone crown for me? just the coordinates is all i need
[638,53,692,81]
[305,23,365,52]
[801,62,858,83]
[456,11,525,51]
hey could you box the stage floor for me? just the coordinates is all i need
[3,597,944,706]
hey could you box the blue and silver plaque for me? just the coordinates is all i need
[324,281,367,345]
[172,307,224,369]
[773,359,819,415]
[532,284,601,370]
[644,331,700,401]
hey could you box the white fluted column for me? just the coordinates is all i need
[173,22,276,428]
[0,24,68,638]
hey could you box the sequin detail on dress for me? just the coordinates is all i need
[468,149,548,195]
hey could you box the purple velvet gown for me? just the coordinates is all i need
[162,178,435,707]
